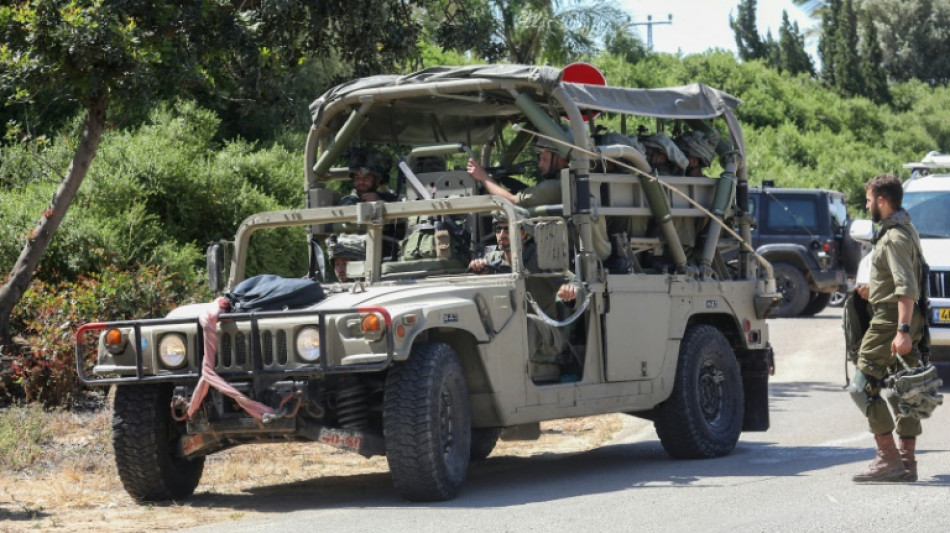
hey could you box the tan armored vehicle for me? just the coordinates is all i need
[78,65,778,503]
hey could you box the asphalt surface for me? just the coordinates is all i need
[187,306,950,533]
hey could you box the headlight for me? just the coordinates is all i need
[158,334,188,369]
[295,326,321,362]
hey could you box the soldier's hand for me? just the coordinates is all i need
[892,331,912,357]
[855,285,869,300]
[466,158,489,183]
[557,284,577,302]
[359,192,381,202]
[468,259,488,273]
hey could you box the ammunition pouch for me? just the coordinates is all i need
[848,369,875,415]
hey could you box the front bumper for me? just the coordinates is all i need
[76,306,395,386]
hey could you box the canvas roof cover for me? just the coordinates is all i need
[309,65,741,145]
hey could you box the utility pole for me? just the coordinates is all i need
[630,14,673,49]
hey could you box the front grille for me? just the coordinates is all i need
[930,270,948,299]
[218,329,289,370]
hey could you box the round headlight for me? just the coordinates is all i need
[295,326,321,362]
[158,334,188,369]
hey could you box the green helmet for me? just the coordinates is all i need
[533,124,573,153]
[675,130,720,167]
[640,132,689,170]
[348,148,392,181]
[326,234,366,261]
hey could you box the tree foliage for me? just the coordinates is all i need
[731,0,769,61]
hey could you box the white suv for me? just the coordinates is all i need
[902,153,950,359]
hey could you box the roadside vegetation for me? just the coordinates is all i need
[1,1,949,406]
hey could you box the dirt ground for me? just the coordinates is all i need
[0,407,626,533]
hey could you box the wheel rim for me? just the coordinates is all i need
[698,361,726,426]
[440,388,456,458]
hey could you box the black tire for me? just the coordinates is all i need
[384,342,471,502]
[470,427,502,460]
[800,292,831,316]
[112,384,204,502]
[771,262,810,317]
[654,325,744,459]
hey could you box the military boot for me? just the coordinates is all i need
[852,433,907,482]
[898,437,918,482]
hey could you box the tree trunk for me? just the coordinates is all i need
[0,97,107,347]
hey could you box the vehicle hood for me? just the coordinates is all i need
[921,238,950,269]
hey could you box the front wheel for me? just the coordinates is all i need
[654,325,744,459]
[384,342,471,502]
[112,384,205,502]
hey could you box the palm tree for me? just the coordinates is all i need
[493,0,631,64]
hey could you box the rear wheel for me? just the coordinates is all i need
[801,292,831,316]
[384,342,471,501]
[654,325,744,459]
[771,262,810,317]
[112,384,204,502]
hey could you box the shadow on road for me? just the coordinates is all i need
[175,431,948,512]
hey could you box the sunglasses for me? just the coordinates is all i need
[493,225,510,234]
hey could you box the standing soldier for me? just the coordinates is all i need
[850,173,926,482]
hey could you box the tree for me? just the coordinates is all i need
[778,12,815,76]
[864,0,950,86]
[860,11,891,103]
[0,0,433,346]
[437,0,630,65]
[833,0,864,97]
[730,0,769,61]
[818,0,841,87]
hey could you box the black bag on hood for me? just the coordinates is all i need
[226,275,325,313]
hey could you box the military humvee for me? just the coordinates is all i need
[77,64,778,503]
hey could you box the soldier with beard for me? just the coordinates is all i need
[851,173,927,482]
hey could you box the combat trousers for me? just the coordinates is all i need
[856,306,925,437]
[526,315,568,364]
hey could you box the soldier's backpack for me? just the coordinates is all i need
[227,275,325,313]
[381,215,472,274]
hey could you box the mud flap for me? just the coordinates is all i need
[742,346,773,432]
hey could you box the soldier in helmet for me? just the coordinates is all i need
[469,210,583,368]
[466,124,571,209]
[326,234,366,282]
[675,129,720,177]
[339,147,397,205]
[465,124,611,260]
[640,132,689,176]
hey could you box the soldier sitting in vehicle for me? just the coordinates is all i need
[469,210,583,374]
[339,147,397,205]
[640,132,689,176]
[466,126,612,261]
[326,234,366,283]
[675,129,720,177]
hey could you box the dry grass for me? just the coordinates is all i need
[0,404,626,532]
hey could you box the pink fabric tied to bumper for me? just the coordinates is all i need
[177,297,277,422]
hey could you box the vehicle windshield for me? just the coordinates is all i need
[904,191,950,238]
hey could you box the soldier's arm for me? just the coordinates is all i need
[467,158,518,203]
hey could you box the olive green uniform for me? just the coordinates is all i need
[480,242,581,364]
[857,209,926,436]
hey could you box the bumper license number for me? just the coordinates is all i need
[937,307,950,324]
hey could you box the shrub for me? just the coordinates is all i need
[1,265,207,407]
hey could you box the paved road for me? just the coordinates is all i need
[187,307,950,532]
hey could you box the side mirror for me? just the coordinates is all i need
[849,219,874,243]
[206,243,225,293]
